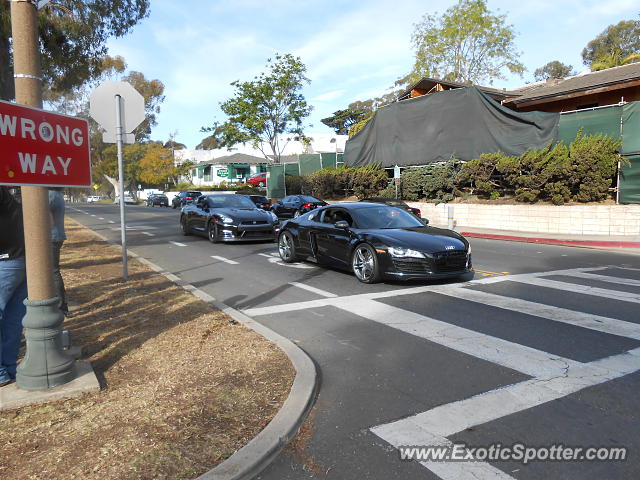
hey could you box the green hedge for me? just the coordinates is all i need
[301,165,389,199]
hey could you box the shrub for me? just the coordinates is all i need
[349,166,389,198]
[400,167,431,200]
[421,159,461,203]
[567,132,621,202]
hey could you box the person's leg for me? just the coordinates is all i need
[0,257,27,382]
[52,241,68,315]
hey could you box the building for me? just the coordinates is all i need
[400,63,640,113]
[175,134,348,186]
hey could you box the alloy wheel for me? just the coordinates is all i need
[352,245,376,282]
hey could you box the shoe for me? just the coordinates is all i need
[0,376,12,387]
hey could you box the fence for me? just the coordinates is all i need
[267,153,344,198]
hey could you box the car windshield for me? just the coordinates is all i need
[300,196,321,203]
[207,195,256,209]
[250,196,268,203]
[350,206,424,229]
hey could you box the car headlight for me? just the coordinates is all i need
[387,246,425,258]
[219,215,234,224]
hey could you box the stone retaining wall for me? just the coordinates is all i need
[405,202,640,236]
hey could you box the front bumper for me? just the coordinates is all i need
[218,223,277,242]
[379,250,472,280]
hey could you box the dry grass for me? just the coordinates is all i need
[0,221,294,480]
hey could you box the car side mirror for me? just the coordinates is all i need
[421,217,430,225]
[334,220,350,229]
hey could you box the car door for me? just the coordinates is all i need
[189,196,208,234]
[280,195,298,217]
[315,207,353,266]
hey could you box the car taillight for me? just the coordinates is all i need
[414,209,421,216]
[186,196,192,200]
[303,203,313,208]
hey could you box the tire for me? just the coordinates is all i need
[180,216,191,236]
[352,243,381,284]
[278,231,298,263]
[207,221,220,244]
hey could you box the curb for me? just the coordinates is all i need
[68,217,319,480]
[461,231,640,249]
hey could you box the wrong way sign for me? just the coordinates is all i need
[0,100,91,187]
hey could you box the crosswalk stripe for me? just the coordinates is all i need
[428,286,640,340]
[372,347,640,480]
[345,298,581,377]
[169,241,186,247]
[510,276,640,304]
[562,270,640,287]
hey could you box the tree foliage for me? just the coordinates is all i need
[582,19,640,71]
[410,0,525,85]
[0,0,149,101]
[209,53,312,163]
[321,108,367,135]
[534,61,574,81]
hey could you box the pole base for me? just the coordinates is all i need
[16,297,76,391]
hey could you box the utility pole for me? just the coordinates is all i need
[11,0,75,389]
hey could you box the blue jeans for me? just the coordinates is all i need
[0,257,27,380]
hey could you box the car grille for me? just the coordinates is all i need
[241,230,273,238]
[240,220,268,225]
[391,250,468,274]
[432,250,468,272]
[391,258,430,273]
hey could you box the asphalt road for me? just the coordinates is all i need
[68,202,640,480]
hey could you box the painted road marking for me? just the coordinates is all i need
[289,282,337,298]
[258,252,315,269]
[344,297,580,378]
[211,255,239,265]
[562,270,640,287]
[98,217,105,220]
[169,241,187,247]
[474,269,509,277]
[90,214,96,217]
[372,347,640,480]
[510,275,640,304]
[142,232,155,237]
[108,220,115,224]
[427,285,640,340]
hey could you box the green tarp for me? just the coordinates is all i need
[622,102,640,155]
[299,154,321,176]
[320,153,338,169]
[619,154,640,204]
[558,106,622,145]
[344,87,559,168]
[266,163,300,198]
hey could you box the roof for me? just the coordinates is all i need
[505,62,640,104]
[398,77,511,102]
[197,152,268,166]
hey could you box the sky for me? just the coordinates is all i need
[106,0,640,149]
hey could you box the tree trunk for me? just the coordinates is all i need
[103,174,121,203]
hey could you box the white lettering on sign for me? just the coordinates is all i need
[0,114,17,136]
[21,118,36,140]
[18,152,37,173]
[17,153,73,175]
[0,114,85,147]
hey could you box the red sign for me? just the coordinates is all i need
[0,100,91,187]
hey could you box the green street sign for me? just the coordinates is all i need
[217,168,229,177]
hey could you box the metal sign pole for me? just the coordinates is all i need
[115,94,128,279]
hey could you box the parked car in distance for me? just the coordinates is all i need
[86,195,102,203]
[172,190,202,209]
[271,195,328,218]
[359,197,421,217]
[146,193,169,207]
[242,194,271,210]
[115,194,136,204]
[277,202,471,284]
[246,172,268,187]
[180,193,279,243]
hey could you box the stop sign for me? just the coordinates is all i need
[89,81,145,144]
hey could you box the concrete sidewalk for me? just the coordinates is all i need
[448,225,640,250]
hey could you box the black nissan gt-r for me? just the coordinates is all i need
[277,202,472,283]
[180,194,279,243]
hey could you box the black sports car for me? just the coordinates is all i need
[180,194,279,243]
[359,197,421,217]
[277,202,472,283]
[271,195,328,218]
